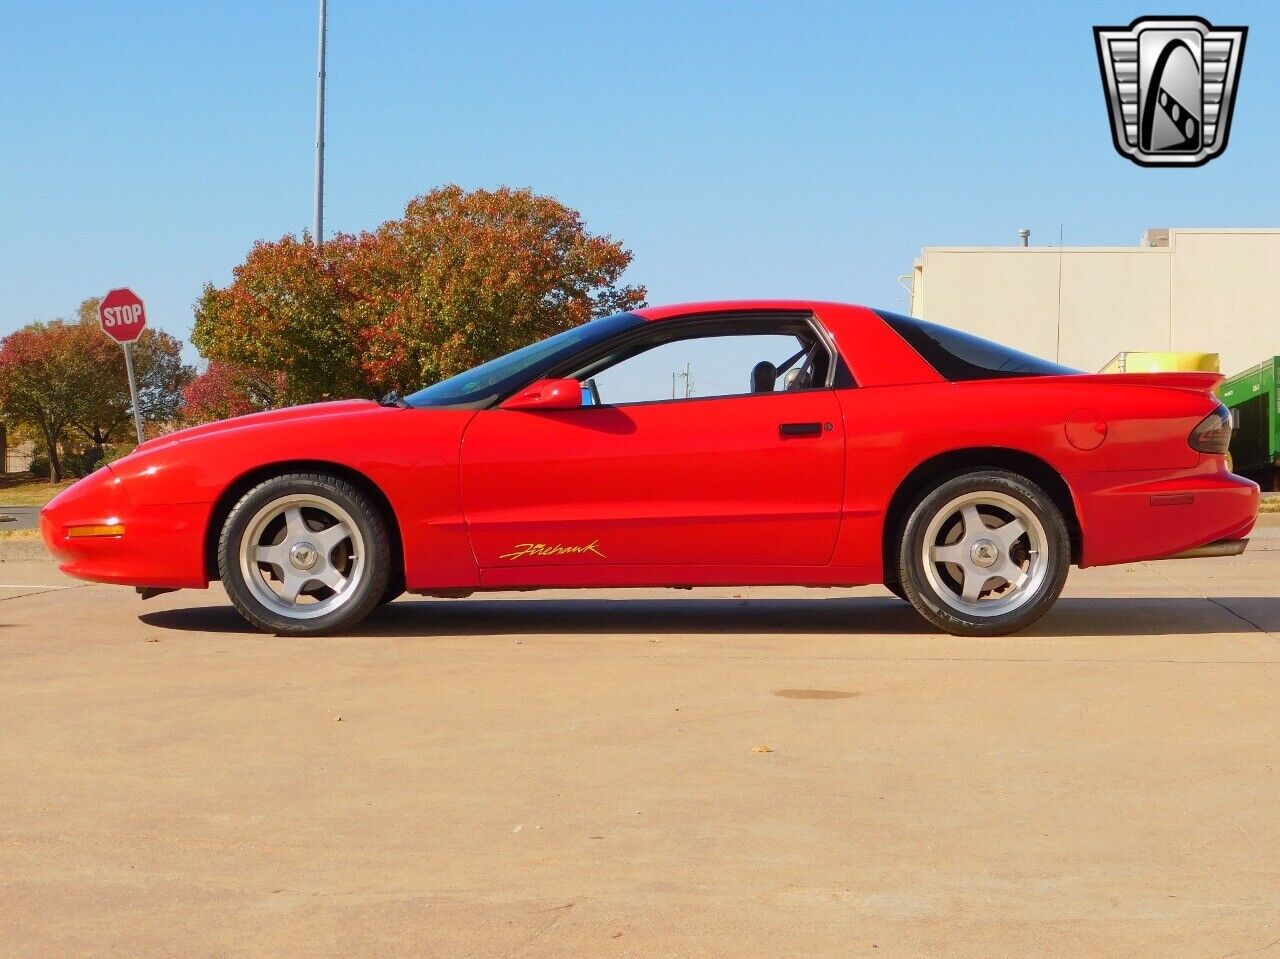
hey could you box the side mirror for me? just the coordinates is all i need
[501,377,583,411]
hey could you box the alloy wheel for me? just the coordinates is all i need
[920,490,1049,618]
[237,493,367,621]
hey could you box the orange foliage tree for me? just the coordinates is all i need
[0,302,192,480]
[192,185,645,407]
[182,363,284,425]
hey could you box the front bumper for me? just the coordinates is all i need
[40,468,211,590]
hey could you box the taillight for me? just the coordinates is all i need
[1189,403,1233,455]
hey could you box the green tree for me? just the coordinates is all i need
[193,185,646,403]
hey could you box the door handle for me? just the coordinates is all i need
[779,421,823,438]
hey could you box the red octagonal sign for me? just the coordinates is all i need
[98,288,147,344]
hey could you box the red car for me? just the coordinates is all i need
[41,301,1258,636]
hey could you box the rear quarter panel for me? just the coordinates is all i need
[829,376,1222,573]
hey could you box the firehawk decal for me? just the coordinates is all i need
[499,540,606,561]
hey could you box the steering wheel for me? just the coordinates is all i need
[584,377,602,406]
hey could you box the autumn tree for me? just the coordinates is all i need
[0,302,194,481]
[182,362,284,425]
[66,298,193,449]
[0,322,81,480]
[192,185,645,404]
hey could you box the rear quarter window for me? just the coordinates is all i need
[876,310,1078,381]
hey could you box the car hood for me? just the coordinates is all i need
[133,399,381,453]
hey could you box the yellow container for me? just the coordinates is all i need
[1099,352,1221,374]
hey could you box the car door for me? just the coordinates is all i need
[458,313,847,580]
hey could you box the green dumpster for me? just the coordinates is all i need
[1219,357,1279,478]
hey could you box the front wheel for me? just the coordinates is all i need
[218,473,392,635]
[898,470,1070,636]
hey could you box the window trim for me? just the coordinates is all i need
[490,310,853,410]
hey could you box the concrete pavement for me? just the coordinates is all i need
[1,532,1279,957]
[0,506,38,530]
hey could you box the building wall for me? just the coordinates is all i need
[909,228,1280,376]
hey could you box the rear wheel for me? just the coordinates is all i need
[218,473,391,635]
[898,470,1070,636]
[378,578,406,606]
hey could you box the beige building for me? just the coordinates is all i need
[907,228,1280,377]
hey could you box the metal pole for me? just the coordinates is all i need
[313,0,327,248]
[123,342,145,445]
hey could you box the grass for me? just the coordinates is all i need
[0,529,42,541]
[0,479,75,507]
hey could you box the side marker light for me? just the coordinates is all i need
[67,524,125,538]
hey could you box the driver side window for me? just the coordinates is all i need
[577,319,830,407]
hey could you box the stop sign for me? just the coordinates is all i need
[98,288,147,344]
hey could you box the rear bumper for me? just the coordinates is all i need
[39,468,210,590]
[1071,462,1260,567]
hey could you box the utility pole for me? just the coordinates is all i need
[313,0,327,248]
[673,363,693,398]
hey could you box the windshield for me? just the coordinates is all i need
[405,312,645,409]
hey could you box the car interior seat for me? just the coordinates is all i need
[751,361,778,393]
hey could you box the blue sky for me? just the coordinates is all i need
[1,1,1276,364]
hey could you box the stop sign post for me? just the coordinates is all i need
[98,288,148,444]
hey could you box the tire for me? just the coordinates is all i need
[378,579,406,606]
[218,473,392,635]
[897,470,1070,636]
[884,581,909,602]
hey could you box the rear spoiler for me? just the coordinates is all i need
[1087,371,1225,393]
